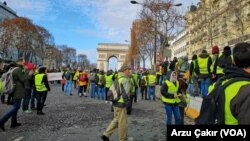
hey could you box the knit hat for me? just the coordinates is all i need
[212,45,219,54]
[26,63,35,70]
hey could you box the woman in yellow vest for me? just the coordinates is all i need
[161,71,181,125]
[35,66,50,115]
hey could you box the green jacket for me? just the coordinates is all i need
[12,65,26,99]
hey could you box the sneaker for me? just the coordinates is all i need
[101,135,109,141]
[24,110,32,114]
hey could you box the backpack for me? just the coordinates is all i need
[195,77,250,125]
[79,74,87,82]
[100,75,106,85]
[90,72,98,82]
[65,71,71,80]
[1,67,18,95]
[217,55,232,69]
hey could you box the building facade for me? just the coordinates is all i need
[185,0,250,58]
[0,1,17,22]
[170,30,187,60]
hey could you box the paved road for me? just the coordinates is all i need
[0,84,194,141]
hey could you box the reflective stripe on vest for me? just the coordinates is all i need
[35,73,47,92]
[161,80,181,104]
[198,57,209,74]
[105,74,113,88]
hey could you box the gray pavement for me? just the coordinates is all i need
[0,84,193,141]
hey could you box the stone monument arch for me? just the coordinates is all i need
[97,43,129,72]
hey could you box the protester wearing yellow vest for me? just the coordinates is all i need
[97,70,106,100]
[207,42,250,124]
[147,71,157,101]
[105,70,115,101]
[101,65,132,141]
[140,71,148,100]
[161,71,181,125]
[34,66,50,115]
[197,50,212,97]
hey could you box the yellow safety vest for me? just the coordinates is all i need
[105,74,113,88]
[161,80,181,104]
[198,57,209,74]
[208,80,250,125]
[35,73,47,92]
[148,74,156,85]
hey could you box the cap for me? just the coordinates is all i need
[120,65,131,72]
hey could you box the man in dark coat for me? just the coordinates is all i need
[0,58,28,131]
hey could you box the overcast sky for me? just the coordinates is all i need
[4,0,198,67]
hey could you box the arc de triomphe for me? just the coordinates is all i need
[97,43,129,72]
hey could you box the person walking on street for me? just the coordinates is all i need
[35,66,50,115]
[197,50,212,97]
[22,63,35,114]
[101,65,132,141]
[0,58,27,131]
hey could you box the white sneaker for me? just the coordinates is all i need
[24,110,32,114]
[79,93,82,97]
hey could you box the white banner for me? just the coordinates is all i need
[47,72,63,81]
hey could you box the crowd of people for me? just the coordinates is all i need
[1,42,250,141]
[0,58,50,131]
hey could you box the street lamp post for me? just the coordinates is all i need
[130,0,182,70]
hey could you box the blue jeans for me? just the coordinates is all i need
[148,86,156,100]
[98,86,105,100]
[164,104,181,125]
[64,80,73,95]
[31,88,37,108]
[90,83,96,98]
[0,99,22,125]
[200,78,211,97]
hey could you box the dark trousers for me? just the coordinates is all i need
[0,99,22,125]
[105,87,110,100]
[134,88,138,102]
[31,88,37,108]
[62,84,65,92]
[36,91,48,112]
[179,106,185,125]
[22,89,32,111]
[127,95,134,114]
[141,86,147,100]
[78,85,87,94]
